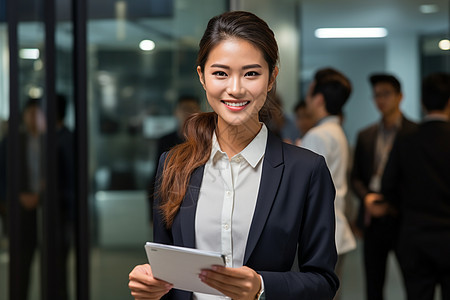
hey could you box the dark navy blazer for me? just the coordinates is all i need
[153,131,339,299]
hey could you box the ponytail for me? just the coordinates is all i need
[158,112,217,228]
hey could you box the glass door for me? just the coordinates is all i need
[86,1,228,299]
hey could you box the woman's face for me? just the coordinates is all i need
[197,38,277,132]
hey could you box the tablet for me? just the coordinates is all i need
[144,242,226,296]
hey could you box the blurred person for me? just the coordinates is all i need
[382,72,450,300]
[147,95,201,223]
[299,67,356,300]
[293,100,314,141]
[0,97,46,300]
[265,93,300,144]
[156,95,202,156]
[351,73,416,300]
[54,94,75,300]
[129,11,339,300]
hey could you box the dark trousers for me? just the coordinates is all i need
[15,206,71,300]
[17,208,38,300]
[396,232,450,300]
[363,216,399,300]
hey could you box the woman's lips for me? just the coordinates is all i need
[221,100,250,111]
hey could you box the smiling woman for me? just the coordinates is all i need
[128,11,339,300]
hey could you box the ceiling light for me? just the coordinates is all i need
[315,28,388,39]
[438,39,450,51]
[19,48,40,59]
[139,39,156,51]
[419,4,439,14]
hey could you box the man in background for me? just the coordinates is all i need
[293,100,314,140]
[55,94,75,300]
[351,73,416,300]
[155,95,201,156]
[265,93,300,144]
[382,72,450,300]
[299,67,356,300]
[147,95,201,223]
[0,98,46,300]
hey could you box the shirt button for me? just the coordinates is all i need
[235,157,241,163]
[226,191,231,196]
[223,223,229,230]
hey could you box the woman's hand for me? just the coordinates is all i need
[128,264,173,300]
[199,265,261,300]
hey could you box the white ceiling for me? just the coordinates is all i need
[301,0,449,53]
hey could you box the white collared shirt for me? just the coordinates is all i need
[193,124,267,300]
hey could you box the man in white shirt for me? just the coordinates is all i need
[298,67,356,300]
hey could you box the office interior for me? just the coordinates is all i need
[0,0,448,299]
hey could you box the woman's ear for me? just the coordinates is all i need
[268,66,279,92]
[197,66,206,90]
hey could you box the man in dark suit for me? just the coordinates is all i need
[382,72,450,300]
[0,98,46,300]
[351,74,416,300]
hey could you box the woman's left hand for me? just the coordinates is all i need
[199,265,261,300]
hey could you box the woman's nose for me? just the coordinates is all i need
[226,77,245,96]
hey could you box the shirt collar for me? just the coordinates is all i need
[317,115,340,126]
[379,114,402,132]
[210,123,267,168]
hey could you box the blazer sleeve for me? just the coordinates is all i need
[350,132,370,201]
[259,155,339,300]
[381,119,417,210]
[152,152,174,245]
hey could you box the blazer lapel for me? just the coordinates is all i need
[178,165,205,248]
[244,131,284,264]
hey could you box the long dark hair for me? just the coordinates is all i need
[159,11,280,228]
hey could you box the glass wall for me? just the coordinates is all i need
[0,0,77,298]
[0,18,9,300]
[0,1,47,299]
[86,1,228,299]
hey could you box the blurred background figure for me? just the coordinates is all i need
[55,94,75,300]
[265,93,300,144]
[147,95,201,223]
[155,95,202,156]
[382,72,450,300]
[299,67,356,300]
[0,97,46,300]
[293,99,314,142]
[351,73,416,300]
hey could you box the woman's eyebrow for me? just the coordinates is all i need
[242,64,262,70]
[209,63,262,70]
[210,63,229,69]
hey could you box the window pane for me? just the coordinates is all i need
[0,21,9,300]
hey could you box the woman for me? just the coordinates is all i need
[129,11,339,300]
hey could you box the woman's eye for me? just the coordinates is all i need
[245,71,260,77]
[212,71,227,77]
